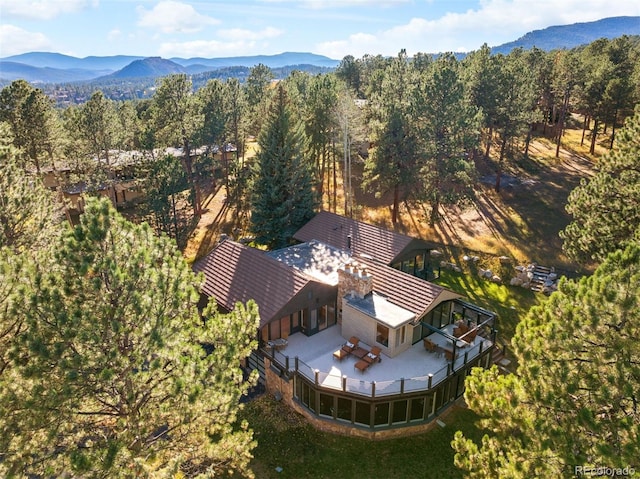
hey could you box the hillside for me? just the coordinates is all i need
[491,16,640,54]
[104,57,186,79]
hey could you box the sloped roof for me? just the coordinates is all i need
[356,256,462,319]
[293,211,431,265]
[193,240,313,327]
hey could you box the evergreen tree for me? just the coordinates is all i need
[0,79,60,174]
[250,84,317,249]
[415,53,480,225]
[0,128,59,252]
[364,50,419,225]
[561,106,640,264]
[0,198,259,478]
[452,241,640,478]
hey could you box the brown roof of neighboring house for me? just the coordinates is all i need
[293,211,432,265]
[356,256,462,318]
[193,240,314,327]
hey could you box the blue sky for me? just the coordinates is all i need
[1,0,639,59]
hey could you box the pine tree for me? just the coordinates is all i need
[250,84,317,249]
[561,106,640,264]
[0,198,259,478]
[452,241,640,478]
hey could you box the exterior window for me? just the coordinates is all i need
[327,303,336,327]
[410,397,425,421]
[318,305,327,331]
[374,402,389,427]
[337,397,352,422]
[355,401,370,426]
[319,393,333,417]
[396,325,406,347]
[392,400,408,424]
[376,323,389,347]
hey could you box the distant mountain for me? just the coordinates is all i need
[0,61,112,83]
[0,51,339,83]
[491,16,640,54]
[0,52,143,71]
[104,57,186,79]
[171,52,339,69]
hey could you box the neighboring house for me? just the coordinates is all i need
[38,145,235,213]
[195,212,498,437]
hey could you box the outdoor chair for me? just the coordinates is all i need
[364,346,382,364]
[354,359,370,372]
[423,338,438,353]
[341,336,360,354]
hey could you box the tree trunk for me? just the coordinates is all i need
[392,183,399,225]
[484,125,493,158]
[332,139,337,213]
[609,110,617,150]
[589,118,599,155]
[495,135,508,193]
[182,137,201,218]
[523,124,532,158]
[581,116,589,146]
[429,195,439,227]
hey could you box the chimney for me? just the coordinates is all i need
[337,261,374,310]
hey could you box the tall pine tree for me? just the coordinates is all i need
[250,84,317,249]
[0,198,259,478]
[452,241,640,478]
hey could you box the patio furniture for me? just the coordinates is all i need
[444,348,456,362]
[341,336,360,354]
[423,338,438,353]
[267,338,288,351]
[352,347,369,359]
[364,346,382,364]
[354,359,370,372]
[333,348,349,361]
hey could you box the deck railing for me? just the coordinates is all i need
[263,339,492,399]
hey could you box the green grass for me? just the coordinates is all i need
[434,269,541,342]
[241,396,487,479]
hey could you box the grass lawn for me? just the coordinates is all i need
[241,396,487,479]
[434,268,541,347]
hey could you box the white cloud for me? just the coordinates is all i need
[0,25,52,56]
[158,39,270,58]
[315,0,640,58]
[0,0,93,20]
[137,1,220,34]
[217,27,283,41]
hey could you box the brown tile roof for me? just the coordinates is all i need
[293,211,430,265]
[356,257,462,319]
[193,240,312,327]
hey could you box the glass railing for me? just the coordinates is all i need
[263,342,492,399]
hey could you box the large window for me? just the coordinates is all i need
[337,397,352,422]
[374,402,389,427]
[355,401,370,426]
[376,323,389,347]
[392,400,408,424]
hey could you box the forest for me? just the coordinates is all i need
[1,35,639,477]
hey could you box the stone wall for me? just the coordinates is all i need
[336,262,373,321]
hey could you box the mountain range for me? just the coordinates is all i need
[1,16,639,84]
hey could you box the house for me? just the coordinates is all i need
[194,215,497,437]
